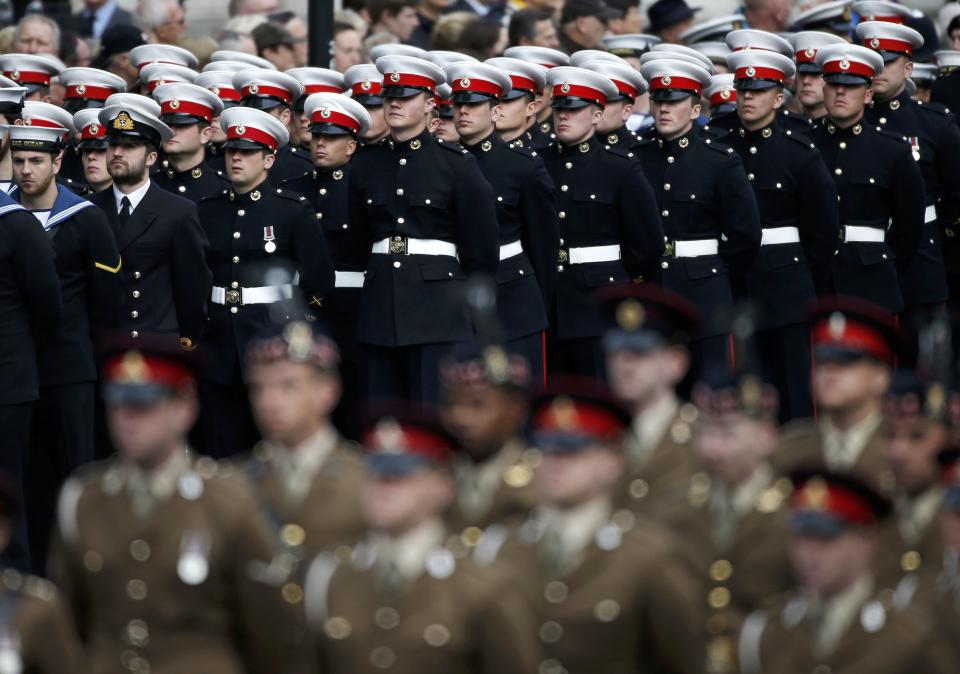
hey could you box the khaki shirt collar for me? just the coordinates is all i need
[821,411,882,470]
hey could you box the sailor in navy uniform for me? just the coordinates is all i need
[446,61,559,383]
[233,69,314,189]
[348,55,499,403]
[503,46,570,150]
[19,101,89,196]
[857,21,960,348]
[196,106,333,457]
[484,57,547,148]
[343,64,391,148]
[541,66,664,379]
[194,69,243,175]
[721,49,839,422]
[705,74,738,119]
[287,67,346,152]
[8,123,121,571]
[578,56,648,158]
[151,82,229,204]
[637,58,761,377]
[57,67,126,187]
[810,44,925,315]
[790,31,847,123]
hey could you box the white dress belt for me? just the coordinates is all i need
[925,204,937,224]
[334,271,365,288]
[211,284,293,305]
[760,227,801,246]
[499,240,523,261]
[566,244,621,264]
[670,239,719,258]
[372,237,457,257]
[843,225,885,243]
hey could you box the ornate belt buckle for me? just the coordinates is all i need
[389,236,407,254]
[558,249,568,263]
[226,289,242,304]
[664,241,675,258]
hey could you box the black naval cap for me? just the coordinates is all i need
[363,402,457,477]
[98,103,173,148]
[789,468,892,537]
[529,377,631,453]
[597,282,700,354]
[100,333,200,407]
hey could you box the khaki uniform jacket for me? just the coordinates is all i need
[304,534,541,674]
[873,491,945,592]
[49,456,306,674]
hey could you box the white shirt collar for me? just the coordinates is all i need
[820,411,882,470]
[375,518,446,582]
[629,394,679,468]
[545,496,612,560]
[113,178,152,215]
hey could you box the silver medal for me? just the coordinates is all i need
[264,240,277,253]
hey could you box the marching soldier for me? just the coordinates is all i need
[810,43,925,316]
[503,46,570,149]
[541,66,663,378]
[439,342,541,535]
[19,101,87,196]
[0,53,62,102]
[446,61,559,380]
[429,83,459,144]
[721,48,839,421]
[194,69,243,174]
[637,58,760,374]
[484,57,547,147]
[775,297,899,494]
[601,33,662,133]
[857,21,960,349]
[704,74,737,119]
[579,57,648,157]
[347,55,498,403]
[303,403,541,674]
[597,284,703,517]
[233,69,314,188]
[87,102,210,348]
[138,63,198,96]
[57,67,126,187]
[50,335,306,674]
[790,32,846,122]
[151,82,230,203]
[244,321,367,562]
[9,122,121,570]
[738,468,952,674]
[72,109,114,192]
[287,67,347,152]
[492,379,703,674]
[196,106,333,457]
[0,80,26,195]
[790,0,856,37]
[343,64,390,148]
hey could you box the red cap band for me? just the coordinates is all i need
[796,49,818,64]
[105,352,194,389]
[861,14,905,24]
[942,458,960,486]
[791,479,877,525]
[451,77,503,96]
[383,72,437,92]
[610,79,638,98]
[822,59,875,78]
[734,66,786,83]
[709,89,737,105]
[551,83,607,106]
[303,83,343,94]
[812,319,893,362]
[81,123,105,139]
[351,80,383,95]
[19,117,61,129]
[3,70,50,86]
[241,84,294,105]
[309,108,360,132]
[210,86,240,102]
[227,124,278,150]
[161,99,214,122]
[363,425,453,464]
[509,74,538,93]
[533,399,624,441]
[648,75,704,94]
[65,84,116,100]
[862,37,912,55]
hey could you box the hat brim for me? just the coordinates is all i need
[650,89,699,102]
[437,106,455,119]
[162,114,209,126]
[309,122,355,137]
[533,432,597,454]
[106,130,162,147]
[77,139,109,151]
[602,329,667,355]
[382,85,433,99]
[813,345,881,365]
[64,99,106,114]
[790,511,848,538]
[241,96,286,110]
[222,138,273,151]
[103,382,175,407]
[796,64,822,75]
[352,94,385,106]
[879,51,907,64]
[735,79,782,91]
[451,91,499,104]
[367,453,435,477]
[551,96,602,109]
[502,89,535,101]
[823,73,871,86]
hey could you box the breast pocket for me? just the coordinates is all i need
[573,187,616,231]
[583,262,629,287]
[408,192,450,210]
[764,245,806,269]
[684,256,726,280]
[421,259,465,281]
[756,180,797,226]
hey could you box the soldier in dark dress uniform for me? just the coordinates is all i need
[347,55,499,403]
[790,32,847,123]
[58,67,126,188]
[196,106,333,457]
[484,57,548,148]
[343,64,391,148]
[446,61,559,382]
[429,83,459,144]
[579,57,647,157]
[502,46,570,150]
[233,69,314,189]
[287,67,346,153]
[705,74,738,119]
[72,110,115,193]
[810,43,925,315]
[194,69,244,175]
[637,58,761,376]
[541,65,664,379]
[151,82,230,203]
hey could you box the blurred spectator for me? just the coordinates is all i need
[138,0,186,45]
[409,0,456,49]
[73,0,134,41]
[363,31,400,61]
[224,14,269,34]
[606,0,645,34]
[508,9,560,48]
[459,17,508,58]
[0,27,13,54]
[91,23,145,89]
[525,0,564,21]
[559,0,618,53]
[949,14,960,51]
[431,11,476,50]
[180,35,218,67]
[333,22,364,72]
[742,0,791,33]
[216,29,258,54]
[336,8,369,35]
[647,0,699,44]
[252,21,298,70]
[448,0,509,23]
[229,0,280,17]
[269,10,309,67]
[61,31,91,67]
[368,0,421,44]
[12,13,60,55]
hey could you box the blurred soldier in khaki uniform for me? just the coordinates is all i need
[924,449,960,660]
[0,473,83,674]
[244,321,367,564]
[303,402,541,674]
[493,378,704,674]
[661,365,794,674]
[49,335,306,674]
[775,298,900,493]
[738,468,953,674]
[598,284,703,518]
[439,342,541,540]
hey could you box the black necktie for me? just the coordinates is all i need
[118,196,131,225]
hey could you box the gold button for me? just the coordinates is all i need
[129,540,151,562]
[370,646,395,669]
[282,583,303,604]
[375,607,400,630]
[423,623,451,647]
[900,550,921,572]
[84,550,103,572]
[710,559,733,582]
[539,621,563,643]
[707,613,727,635]
[594,599,620,622]
[281,524,306,547]
[708,587,731,609]
[324,616,351,639]
[126,579,147,600]
[460,526,482,547]
[544,581,568,603]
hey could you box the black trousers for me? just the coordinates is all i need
[197,363,260,459]
[508,332,546,388]
[0,402,33,572]
[546,336,607,382]
[25,383,95,574]
[363,342,460,405]
[756,324,813,424]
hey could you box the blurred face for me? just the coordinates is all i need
[796,72,826,111]
[823,81,873,126]
[363,470,453,534]
[248,360,339,447]
[209,115,228,144]
[107,141,155,186]
[606,347,688,409]
[13,18,56,54]
[737,86,782,128]
[383,7,420,41]
[363,105,388,142]
[70,36,92,68]
[609,7,643,35]
[530,19,560,49]
[333,29,363,73]
[155,3,186,44]
[430,116,459,142]
[310,133,357,169]
[573,15,606,49]
[814,360,890,413]
[942,507,960,550]
[597,99,631,134]
[538,446,624,507]
[453,100,500,144]
[658,17,694,45]
[81,149,112,190]
[553,104,601,144]
[882,416,945,493]
[496,95,536,138]
[285,17,309,67]
[108,393,197,469]
[225,147,275,191]
[651,97,700,139]
[162,123,211,159]
[440,384,526,461]
[264,44,298,72]
[871,55,911,99]
[12,150,60,196]
[696,414,775,487]
[789,529,876,597]
[386,92,433,138]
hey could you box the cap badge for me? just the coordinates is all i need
[118,350,148,384]
[113,111,135,131]
[804,48,815,58]
[745,66,756,77]
[235,124,246,136]
[76,84,86,96]
[801,477,829,511]
[373,418,404,453]
[616,299,645,331]
[212,87,220,96]
[827,312,846,339]
[389,72,401,83]
[560,82,570,93]
[249,84,259,94]
[11,71,19,80]
[284,321,313,360]
[361,79,372,90]
[460,78,470,88]
[170,99,180,110]
[548,396,578,431]
[870,38,880,49]
[320,107,331,118]
[89,124,99,134]
[661,75,672,86]
[839,59,850,71]
[720,89,731,100]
